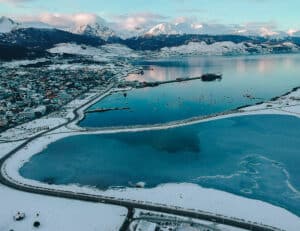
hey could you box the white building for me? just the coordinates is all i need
[135,220,157,231]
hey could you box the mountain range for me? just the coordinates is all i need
[2,16,300,40]
[1,16,300,60]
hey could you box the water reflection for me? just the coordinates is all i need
[128,54,300,82]
[80,54,300,128]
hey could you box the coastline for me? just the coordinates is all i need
[1,85,300,230]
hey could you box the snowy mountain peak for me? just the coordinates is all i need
[145,22,204,36]
[0,16,20,33]
[144,20,291,39]
[71,16,115,40]
[145,23,177,36]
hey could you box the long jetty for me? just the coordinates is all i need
[85,107,130,113]
[135,73,222,88]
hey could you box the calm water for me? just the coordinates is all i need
[80,54,300,128]
[20,115,300,216]
[19,54,300,216]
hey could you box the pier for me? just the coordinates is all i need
[85,107,130,113]
[120,73,222,89]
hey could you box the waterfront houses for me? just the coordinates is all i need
[0,65,113,131]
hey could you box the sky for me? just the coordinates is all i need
[0,0,300,32]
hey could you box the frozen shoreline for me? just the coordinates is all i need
[0,183,127,231]
[1,86,300,230]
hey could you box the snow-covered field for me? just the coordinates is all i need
[104,183,300,231]
[48,43,139,61]
[161,41,249,56]
[0,117,66,141]
[0,184,127,231]
[243,88,300,113]
[0,58,48,68]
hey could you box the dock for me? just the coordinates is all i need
[134,73,222,88]
[85,107,130,113]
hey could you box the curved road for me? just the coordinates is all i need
[0,86,284,231]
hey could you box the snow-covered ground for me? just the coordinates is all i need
[105,183,300,231]
[161,41,249,56]
[158,41,299,56]
[48,43,139,61]
[0,66,145,231]
[132,209,248,231]
[0,117,66,141]
[0,184,127,231]
[242,88,300,114]
[0,141,23,159]
[0,58,49,68]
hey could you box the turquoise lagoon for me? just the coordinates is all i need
[21,115,300,215]
[19,54,300,216]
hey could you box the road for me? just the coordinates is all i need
[0,85,284,231]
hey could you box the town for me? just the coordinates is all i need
[0,58,135,132]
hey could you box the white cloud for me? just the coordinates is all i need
[0,0,34,4]
[17,13,103,29]
[235,21,281,36]
[111,12,167,31]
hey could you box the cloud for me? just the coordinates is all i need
[17,12,167,32]
[237,21,280,36]
[111,12,167,31]
[18,13,102,29]
[0,0,34,5]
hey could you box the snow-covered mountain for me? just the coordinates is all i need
[144,21,244,37]
[22,21,53,29]
[144,21,290,39]
[144,20,244,37]
[0,16,20,33]
[0,16,54,33]
[145,22,203,36]
[1,15,298,40]
[289,30,300,37]
[70,17,116,40]
[235,28,288,39]
[0,16,115,40]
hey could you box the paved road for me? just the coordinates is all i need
[0,86,284,231]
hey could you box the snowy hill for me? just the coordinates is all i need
[0,16,20,33]
[159,41,300,56]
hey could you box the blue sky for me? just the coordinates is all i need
[0,0,299,31]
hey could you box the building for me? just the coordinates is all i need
[135,220,157,231]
